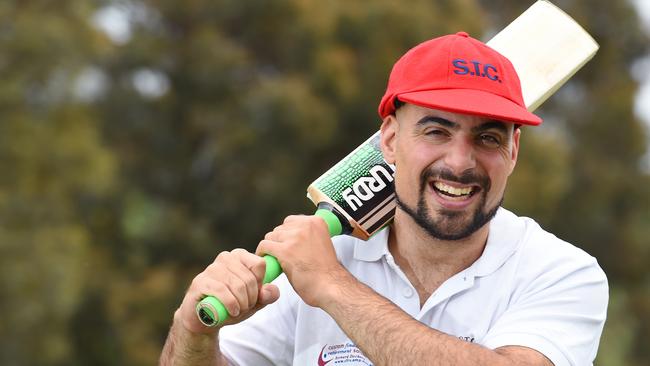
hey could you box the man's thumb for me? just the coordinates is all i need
[258,283,280,305]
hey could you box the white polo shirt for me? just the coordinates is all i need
[220,208,608,366]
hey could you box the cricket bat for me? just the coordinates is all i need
[197,0,599,327]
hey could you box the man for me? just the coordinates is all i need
[160,32,608,366]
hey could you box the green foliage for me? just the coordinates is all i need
[0,0,647,364]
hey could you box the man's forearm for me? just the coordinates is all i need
[320,271,525,366]
[159,310,228,366]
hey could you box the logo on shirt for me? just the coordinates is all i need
[318,343,373,365]
[458,335,475,343]
[318,346,333,366]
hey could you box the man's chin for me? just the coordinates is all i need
[433,204,501,241]
[436,206,472,219]
[395,192,501,241]
[428,217,486,241]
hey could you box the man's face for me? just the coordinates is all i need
[380,103,520,241]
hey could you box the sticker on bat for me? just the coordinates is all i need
[341,164,395,212]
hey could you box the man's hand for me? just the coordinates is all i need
[177,249,280,334]
[256,215,347,308]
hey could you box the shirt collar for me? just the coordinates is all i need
[467,207,525,277]
[353,226,391,262]
[351,208,525,275]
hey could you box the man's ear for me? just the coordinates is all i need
[508,127,521,176]
[380,114,398,164]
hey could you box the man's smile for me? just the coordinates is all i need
[426,174,485,210]
[431,181,480,200]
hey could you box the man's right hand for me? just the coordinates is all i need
[176,248,280,334]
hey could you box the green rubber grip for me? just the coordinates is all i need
[263,255,282,283]
[315,208,343,237]
[195,209,343,327]
[196,295,228,327]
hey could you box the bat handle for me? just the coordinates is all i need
[195,204,350,327]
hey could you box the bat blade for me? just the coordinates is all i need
[486,0,599,111]
[306,0,598,240]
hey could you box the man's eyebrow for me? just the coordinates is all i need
[415,116,459,130]
[472,120,510,134]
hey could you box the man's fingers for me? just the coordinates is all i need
[228,266,259,310]
[186,274,242,320]
[214,249,269,310]
[228,249,266,283]
[263,226,303,246]
[256,238,281,257]
[204,280,242,318]
[178,246,286,334]
[258,283,280,305]
[283,214,306,224]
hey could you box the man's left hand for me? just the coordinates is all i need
[256,215,347,307]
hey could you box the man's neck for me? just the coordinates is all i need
[387,210,489,305]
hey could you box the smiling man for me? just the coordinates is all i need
[390,108,512,242]
[161,33,608,366]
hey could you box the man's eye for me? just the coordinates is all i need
[479,134,501,148]
[425,129,447,136]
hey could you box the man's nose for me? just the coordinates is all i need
[442,138,476,174]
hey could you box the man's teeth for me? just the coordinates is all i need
[433,182,473,196]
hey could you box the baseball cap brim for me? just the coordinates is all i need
[397,89,542,126]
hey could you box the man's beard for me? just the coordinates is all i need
[395,167,502,241]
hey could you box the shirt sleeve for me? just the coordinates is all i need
[481,246,609,366]
[219,274,297,366]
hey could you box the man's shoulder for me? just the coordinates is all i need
[495,208,607,283]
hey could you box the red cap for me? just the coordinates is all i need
[378,32,542,126]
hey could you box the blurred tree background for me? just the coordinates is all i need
[0,0,647,364]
